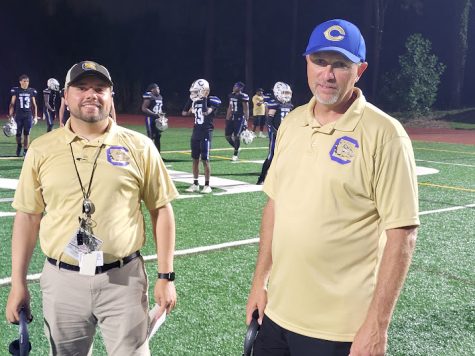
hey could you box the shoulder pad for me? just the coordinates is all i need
[142,92,152,99]
[267,100,279,109]
[241,93,249,101]
[10,87,18,94]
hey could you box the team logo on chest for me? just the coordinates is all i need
[107,146,130,166]
[329,136,359,165]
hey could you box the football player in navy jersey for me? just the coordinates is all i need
[256,82,294,185]
[8,74,38,156]
[58,88,70,127]
[224,81,249,161]
[43,78,61,132]
[142,83,164,152]
[182,79,221,194]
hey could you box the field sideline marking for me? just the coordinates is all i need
[419,203,475,215]
[415,147,475,155]
[0,204,474,287]
[419,182,475,193]
[416,159,475,168]
[162,146,268,154]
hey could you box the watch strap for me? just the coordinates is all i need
[157,272,175,281]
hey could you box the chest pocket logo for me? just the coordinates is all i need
[107,146,130,166]
[329,136,359,165]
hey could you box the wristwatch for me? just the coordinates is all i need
[157,272,175,281]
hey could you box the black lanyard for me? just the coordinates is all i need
[69,142,104,204]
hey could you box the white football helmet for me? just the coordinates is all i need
[47,78,60,91]
[240,129,255,145]
[3,117,17,137]
[189,79,210,101]
[155,113,168,131]
[273,82,292,103]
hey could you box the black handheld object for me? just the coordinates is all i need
[243,309,260,356]
[9,308,32,355]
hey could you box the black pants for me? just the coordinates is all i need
[253,315,352,356]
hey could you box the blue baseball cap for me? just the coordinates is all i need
[303,19,366,63]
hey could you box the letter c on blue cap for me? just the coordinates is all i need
[324,25,345,41]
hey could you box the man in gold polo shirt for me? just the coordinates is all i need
[246,19,419,355]
[252,88,266,138]
[6,60,179,355]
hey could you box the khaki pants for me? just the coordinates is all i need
[40,257,150,356]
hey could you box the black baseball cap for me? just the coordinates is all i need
[65,60,113,87]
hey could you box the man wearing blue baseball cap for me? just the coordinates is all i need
[246,19,419,355]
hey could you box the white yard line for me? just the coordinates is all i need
[415,159,475,168]
[0,204,473,287]
[163,146,268,154]
[0,212,15,217]
[418,203,475,215]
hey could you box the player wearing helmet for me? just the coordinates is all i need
[8,74,38,157]
[224,81,249,161]
[3,117,17,137]
[142,83,164,152]
[182,79,221,194]
[256,82,293,185]
[43,78,61,132]
[58,88,70,127]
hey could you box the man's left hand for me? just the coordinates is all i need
[349,318,388,356]
[153,279,177,316]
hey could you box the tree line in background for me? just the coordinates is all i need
[234,0,471,115]
[1,0,473,116]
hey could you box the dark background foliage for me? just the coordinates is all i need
[0,0,473,114]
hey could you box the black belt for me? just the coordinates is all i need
[47,251,141,274]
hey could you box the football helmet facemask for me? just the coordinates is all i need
[189,79,210,101]
[3,117,17,137]
[155,113,168,131]
[273,81,292,103]
[240,129,255,145]
[47,78,60,91]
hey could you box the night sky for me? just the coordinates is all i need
[1,0,474,114]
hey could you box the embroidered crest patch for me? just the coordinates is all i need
[107,146,130,166]
[329,136,359,165]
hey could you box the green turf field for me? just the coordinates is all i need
[0,120,474,355]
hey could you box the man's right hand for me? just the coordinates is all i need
[6,284,32,324]
[246,285,267,326]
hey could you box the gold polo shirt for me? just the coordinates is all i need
[263,89,420,341]
[252,94,266,116]
[13,118,178,265]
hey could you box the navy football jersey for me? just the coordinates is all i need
[228,92,249,116]
[11,87,37,116]
[60,88,70,122]
[142,92,163,115]
[43,87,60,111]
[184,96,221,133]
[267,99,294,131]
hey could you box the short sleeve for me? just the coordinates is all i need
[141,141,179,210]
[374,136,420,230]
[12,147,46,214]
